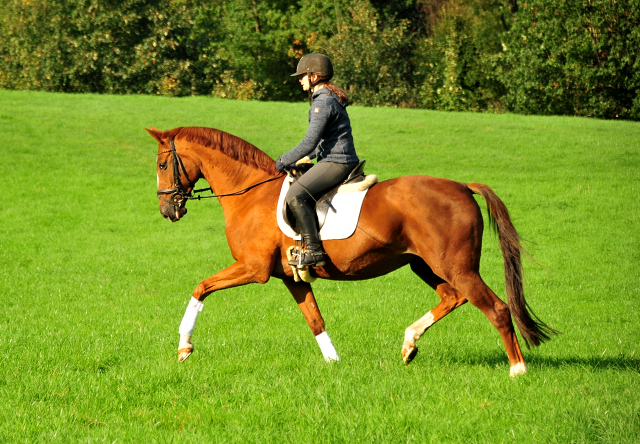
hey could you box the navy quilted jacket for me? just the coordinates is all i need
[280,87,359,166]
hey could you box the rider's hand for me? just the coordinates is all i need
[275,156,285,173]
[295,156,312,166]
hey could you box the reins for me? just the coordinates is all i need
[189,173,285,200]
[156,138,284,208]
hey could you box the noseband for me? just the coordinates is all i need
[156,138,285,209]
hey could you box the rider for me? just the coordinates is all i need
[276,53,360,268]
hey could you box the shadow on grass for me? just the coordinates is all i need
[526,354,640,372]
[438,350,640,372]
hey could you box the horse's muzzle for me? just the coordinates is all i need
[160,202,187,222]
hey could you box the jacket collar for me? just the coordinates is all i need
[312,87,347,108]
[312,86,329,99]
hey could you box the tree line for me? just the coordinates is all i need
[1,0,638,119]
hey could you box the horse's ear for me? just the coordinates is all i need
[145,127,164,143]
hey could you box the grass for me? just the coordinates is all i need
[0,89,639,443]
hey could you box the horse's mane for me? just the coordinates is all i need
[163,126,278,175]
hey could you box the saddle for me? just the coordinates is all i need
[282,160,369,234]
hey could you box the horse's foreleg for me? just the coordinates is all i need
[283,279,340,362]
[178,297,202,362]
[193,261,271,300]
[177,261,270,362]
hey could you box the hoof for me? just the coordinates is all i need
[178,343,194,363]
[402,343,418,365]
[509,362,527,377]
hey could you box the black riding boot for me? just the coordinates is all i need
[288,196,326,268]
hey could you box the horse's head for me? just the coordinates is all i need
[146,127,200,222]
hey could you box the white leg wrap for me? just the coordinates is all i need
[178,297,204,336]
[510,362,527,377]
[404,311,435,345]
[179,334,192,350]
[315,331,340,362]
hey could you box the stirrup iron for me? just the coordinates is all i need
[288,240,325,268]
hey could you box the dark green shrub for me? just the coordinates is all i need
[203,0,299,101]
[414,0,507,112]
[0,0,210,95]
[314,0,416,107]
[498,0,640,119]
[0,0,334,100]
[1,0,638,119]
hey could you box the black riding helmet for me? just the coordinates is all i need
[291,53,334,80]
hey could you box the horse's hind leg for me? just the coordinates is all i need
[283,279,340,362]
[452,274,527,376]
[402,258,468,364]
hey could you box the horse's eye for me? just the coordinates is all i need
[159,162,167,170]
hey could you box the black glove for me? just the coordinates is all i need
[275,156,285,173]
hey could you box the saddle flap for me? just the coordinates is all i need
[282,201,299,234]
[280,160,377,237]
[316,190,339,228]
[315,160,369,227]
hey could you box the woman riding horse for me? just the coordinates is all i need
[275,53,360,269]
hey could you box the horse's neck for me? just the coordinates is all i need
[196,145,279,203]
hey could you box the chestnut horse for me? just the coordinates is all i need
[147,126,556,376]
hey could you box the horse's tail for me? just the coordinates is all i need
[467,183,558,348]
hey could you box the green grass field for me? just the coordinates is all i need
[1,90,638,443]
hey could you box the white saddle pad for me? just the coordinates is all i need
[276,175,376,241]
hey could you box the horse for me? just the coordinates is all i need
[146,125,556,376]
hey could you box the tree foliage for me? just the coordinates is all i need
[498,0,640,119]
[315,0,416,107]
[0,0,638,119]
[415,0,506,112]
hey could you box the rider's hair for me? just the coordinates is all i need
[316,76,349,105]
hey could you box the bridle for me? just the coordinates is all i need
[156,138,195,208]
[156,138,285,209]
